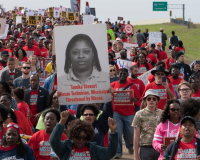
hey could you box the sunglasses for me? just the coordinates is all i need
[83,113,94,117]
[169,108,180,112]
[119,73,127,76]
[179,88,191,92]
[155,73,165,76]
[147,97,157,101]
[7,124,19,129]
[22,67,31,69]
[110,69,115,72]
[75,135,88,141]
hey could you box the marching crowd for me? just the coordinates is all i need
[0,8,200,160]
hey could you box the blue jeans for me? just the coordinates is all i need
[113,112,134,156]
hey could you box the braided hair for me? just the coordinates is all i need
[137,52,149,71]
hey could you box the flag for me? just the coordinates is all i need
[85,2,90,15]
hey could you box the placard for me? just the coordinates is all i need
[22,17,26,21]
[118,17,123,20]
[28,15,42,25]
[113,90,134,105]
[26,12,34,18]
[0,18,6,34]
[49,7,53,12]
[0,24,9,39]
[149,32,162,47]
[164,137,176,147]
[71,0,80,13]
[83,15,95,25]
[138,67,155,86]
[116,59,134,72]
[49,11,53,17]
[124,24,133,34]
[61,11,66,17]
[54,7,60,18]
[16,16,22,24]
[90,8,96,16]
[68,12,79,21]
[19,7,24,11]
[55,24,111,105]
[38,10,45,16]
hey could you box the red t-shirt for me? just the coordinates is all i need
[192,89,200,98]
[111,81,140,116]
[24,39,38,47]
[127,77,145,107]
[14,109,33,135]
[53,75,57,91]
[23,46,42,57]
[165,57,176,69]
[137,62,153,76]
[141,43,146,48]
[28,129,67,160]
[175,47,185,54]
[16,56,28,66]
[141,82,176,110]
[18,101,33,128]
[39,47,48,58]
[169,77,184,93]
[146,54,157,65]
[70,146,91,159]
[153,50,168,61]
[9,72,15,80]
[30,90,39,126]
[5,48,14,57]
[174,138,197,160]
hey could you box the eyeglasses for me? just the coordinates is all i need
[83,113,94,116]
[146,97,157,101]
[110,69,115,72]
[75,135,88,141]
[7,124,19,129]
[179,88,191,92]
[155,72,165,76]
[169,108,180,112]
[22,67,31,69]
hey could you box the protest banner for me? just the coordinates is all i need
[38,10,45,16]
[116,59,134,72]
[54,7,60,18]
[54,24,111,105]
[0,24,9,39]
[49,7,53,12]
[22,17,26,21]
[0,18,6,34]
[113,90,134,105]
[28,15,42,25]
[68,12,79,21]
[12,10,16,14]
[16,16,22,24]
[149,32,162,46]
[26,12,34,18]
[19,7,24,11]
[138,67,156,86]
[85,2,90,15]
[124,24,133,34]
[61,11,66,17]
[90,8,96,16]
[118,17,123,20]
[49,11,53,17]
[71,0,80,13]
[83,15,94,25]
[20,134,32,144]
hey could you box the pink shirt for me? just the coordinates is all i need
[152,120,180,160]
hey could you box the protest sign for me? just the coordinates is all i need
[90,8,96,16]
[12,14,17,21]
[149,32,162,46]
[116,59,134,72]
[54,7,60,18]
[28,15,42,25]
[0,18,6,34]
[118,17,123,20]
[16,16,22,24]
[22,17,26,21]
[83,15,94,25]
[55,24,111,105]
[49,11,53,17]
[85,2,90,15]
[71,0,80,13]
[26,12,34,18]
[65,8,71,12]
[12,10,16,14]
[68,12,79,21]
[113,90,134,105]
[0,24,9,39]
[124,24,133,34]
[138,67,155,86]
[107,29,115,40]
[38,10,45,16]
[19,7,24,11]
[61,11,66,17]
[49,7,53,12]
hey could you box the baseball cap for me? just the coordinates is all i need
[156,42,162,46]
[143,89,160,101]
[181,116,196,128]
[1,50,9,57]
[116,38,121,41]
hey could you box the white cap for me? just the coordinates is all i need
[143,89,160,101]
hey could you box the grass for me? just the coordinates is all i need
[133,23,200,64]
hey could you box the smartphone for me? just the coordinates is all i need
[162,76,167,83]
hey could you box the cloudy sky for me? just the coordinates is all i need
[2,0,199,23]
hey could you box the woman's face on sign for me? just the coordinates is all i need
[70,40,94,72]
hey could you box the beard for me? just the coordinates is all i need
[23,71,29,75]
[131,73,138,79]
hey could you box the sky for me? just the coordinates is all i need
[2,0,200,23]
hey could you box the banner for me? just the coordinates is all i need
[38,10,45,16]
[83,15,94,25]
[71,0,80,13]
[149,32,162,47]
[54,7,60,18]
[49,7,53,12]
[90,8,96,16]
[68,12,79,21]
[85,2,90,15]
[113,90,134,105]
[138,67,156,86]
[0,18,6,34]
[116,59,134,72]
[0,24,9,39]
[124,24,133,34]
[61,11,66,17]
[55,24,111,105]
[28,15,42,25]
[118,17,123,20]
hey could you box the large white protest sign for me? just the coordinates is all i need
[0,24,9,39]
[38,10,45,16]
[0,18,6,34]
[138,67,156,86]
[149,32,162,46]
[55,24,111,105]
[26,12,34,18]
[83,15,95,25]
[16,16,22,24]
[54,7,60,18]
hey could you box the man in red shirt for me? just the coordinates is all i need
[23,38,42,57]
[0,50,9,71]
[5,40,15,57]
[141,66,176,110]
[150,43,167,62]
[38,39,47,58]
[127,65,145,111]
[156,42,168,62]
[111,68,140,158]
[169,64,184,97]
[165,49,176,71]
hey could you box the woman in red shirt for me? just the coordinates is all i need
[175,41,185,54]
[15,48,28,69]
[28,109,67,160]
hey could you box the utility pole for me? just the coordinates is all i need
[183,4,185,21]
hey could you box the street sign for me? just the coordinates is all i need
[153,2,167,11]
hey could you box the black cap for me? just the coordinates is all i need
[1,50,9,57]
[181,116,196,128]
[151,66,169,76]
[175,51,184,60]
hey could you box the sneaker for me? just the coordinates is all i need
[128,149,134,155]
[113,154,121,159]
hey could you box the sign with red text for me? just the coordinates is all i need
[54,24,111,105]
[124,24,133,34]
[113,90,134,105]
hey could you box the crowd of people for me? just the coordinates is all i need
[0,7,200,160]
